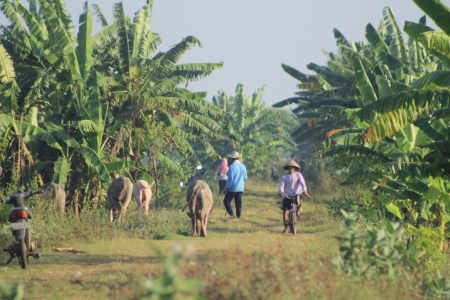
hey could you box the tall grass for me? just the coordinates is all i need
[0,165,448,299]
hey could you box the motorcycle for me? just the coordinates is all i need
[2,190,42,269]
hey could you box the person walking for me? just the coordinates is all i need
[223,150,247,221]
[278,159,310,233]
[299,157,306,171]
[216,158,229,193]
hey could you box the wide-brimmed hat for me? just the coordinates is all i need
[283,159,300,170]
[228,150,241,159]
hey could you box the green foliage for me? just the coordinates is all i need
[407,226,445,272]
[424,272,450,298]
[333,211,416,278]
[0,282,23,300]
[0,194,191,248]
[139,243,205,300]
[326,195,363,218]
[211,84,296,175]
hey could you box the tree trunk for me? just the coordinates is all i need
[152,156,158,197]
[73,189,80,218]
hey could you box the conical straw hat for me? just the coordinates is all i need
[228,150,241,159]
[283,159,300,170]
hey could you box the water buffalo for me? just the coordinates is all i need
[133,180,154,215]
[107,176,133,222]
[40,182,66,213]
[185,178,213,237]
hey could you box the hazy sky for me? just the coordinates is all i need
[3,1,450,106]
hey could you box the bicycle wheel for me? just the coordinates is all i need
[17,239,28,269]
[289,211,297,235]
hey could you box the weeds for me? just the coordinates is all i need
[333,211,429,279]
[326,195,363,218]
[139,243,205,300]
[424,272,450,298]
[0,169,443,300]
[0,282,23,300]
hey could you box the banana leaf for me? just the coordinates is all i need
[75,147,110,182]
[272,97,309,108]
[418,31,450,59]
[0,44,16,83]
[156,153,180,173]
[0,81,19,113]
[352,57,378,103]
[15,120,63,151]
[410,70,450,89]
[76,3,93,81]
[113,2,131,72]
[105,160,135,172]
[413,0,450,36]
[365,23,390,57]
[281,63,317,83]
[404,21,450,68]
[52,157,70,187]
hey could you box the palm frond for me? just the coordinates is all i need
[281,63,318,83]
[92,4,108,27]
[0,43,15,83]
[272,97,309,108]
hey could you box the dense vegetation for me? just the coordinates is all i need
[0,0,296,213]
[2,0,450,299]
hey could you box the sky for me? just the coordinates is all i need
[2,0,450,106]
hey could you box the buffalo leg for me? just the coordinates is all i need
[202,213,210,237]
[195,217,201,236]
[200,214,206,237]
[191,214,196,237]
[144,200,149,215]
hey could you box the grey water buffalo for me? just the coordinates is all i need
[107,176,133,222]
[41,182,66,213]
[185,178,213,237]
[133,180,154,215]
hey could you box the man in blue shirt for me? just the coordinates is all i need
[223,150,247,221]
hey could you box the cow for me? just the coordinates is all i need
[185,177,213,237]
[107,176,133,222]
[133,180,154,215]
[40,182,66,214]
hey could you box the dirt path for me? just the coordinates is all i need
[0,180,341,299]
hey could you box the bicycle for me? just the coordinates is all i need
[281,193,308,235]
[288,202,297,235]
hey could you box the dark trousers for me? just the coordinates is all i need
[218,180,227,193]
[223,191,243,218]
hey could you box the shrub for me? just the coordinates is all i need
[423,272,450,298]
[406,226,445,273]
[139,243,205,300]
[0,282,23,300]
[333,211,419,278]
[326,195,363,218]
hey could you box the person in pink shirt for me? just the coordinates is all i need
[278,159,311,233]
[216,158,229,193]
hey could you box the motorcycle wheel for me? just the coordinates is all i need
[17,239,28,269]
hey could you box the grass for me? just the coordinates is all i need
[0,175,435,299]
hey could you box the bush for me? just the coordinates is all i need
[406,226,445,273]
[423,272,450,298]
[139,243,205,300]
[333,211,418,278]
[326,195,363,218]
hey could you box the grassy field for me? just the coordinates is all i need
[0,177,428,299]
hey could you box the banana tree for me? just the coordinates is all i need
[211,84,296,174]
